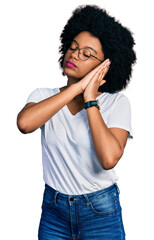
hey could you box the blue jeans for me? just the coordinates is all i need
[38,184,125,240]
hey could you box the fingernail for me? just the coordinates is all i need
[103,60,111,69]
[106,60,111,66]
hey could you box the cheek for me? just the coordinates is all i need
[63,53,67,67]
[81,62,100,76]
[63,53,100,78]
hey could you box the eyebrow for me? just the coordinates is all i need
[73,39,97,54]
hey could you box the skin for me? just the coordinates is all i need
[62,31,108,113]
[17,31,128,170]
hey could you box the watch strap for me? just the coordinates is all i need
[84,100,100,110]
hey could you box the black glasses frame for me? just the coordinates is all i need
[66,42,103,62]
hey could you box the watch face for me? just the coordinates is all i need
[84,100,100,110]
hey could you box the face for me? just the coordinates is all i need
[63,31,105,80]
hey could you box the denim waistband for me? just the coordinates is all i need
[44,183,120,204]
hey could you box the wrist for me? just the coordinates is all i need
[73,82,84,95]
[84,96,96,102]
[84,100,100,110]
[71,83,83,96]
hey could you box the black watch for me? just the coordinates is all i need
[84,100,100,110]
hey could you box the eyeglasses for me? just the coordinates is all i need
[66,41,103,62]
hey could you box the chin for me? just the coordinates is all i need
[63,68,82,79]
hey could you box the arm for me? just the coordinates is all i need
[83,59,128,169]
[17,84,81,134]
[17,60,108,134]
[85,106,128,170]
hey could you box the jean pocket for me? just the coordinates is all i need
[88,191,117,215]
[42,188,54,208]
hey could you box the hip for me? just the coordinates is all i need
[38,183,125,239]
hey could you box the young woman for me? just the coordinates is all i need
[17,5,136,240]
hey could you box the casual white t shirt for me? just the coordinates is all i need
[26,87,133,195]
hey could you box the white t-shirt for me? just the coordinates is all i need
[26,88,133,195]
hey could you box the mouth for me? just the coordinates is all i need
[66,61,77,68]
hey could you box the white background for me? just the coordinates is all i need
[0,0,154,239]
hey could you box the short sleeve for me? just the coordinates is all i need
[107,95,133,139]
[26,88,41,104]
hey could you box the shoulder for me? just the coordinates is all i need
[103,92,133,138]
[98,92,131,111]
[35,87,60,97]
[102,92,129,102]
[32,87,60,99]
[26,87,60,104]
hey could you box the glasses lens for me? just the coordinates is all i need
[67,41,91,61]
[80,48,91,61]
[68,42,77,52]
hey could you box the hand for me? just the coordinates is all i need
[75,59,109,94]
[83,59,111,102]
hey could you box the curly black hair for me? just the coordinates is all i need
[59,5,136,93]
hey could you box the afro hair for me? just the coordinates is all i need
[59,5,136,93]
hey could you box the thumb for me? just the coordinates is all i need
[99,79,106,86]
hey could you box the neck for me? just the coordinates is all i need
[66,77,84,103]
[67,76,81,87]
[61,77,102,104]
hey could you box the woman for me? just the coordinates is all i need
[17,5,136,240]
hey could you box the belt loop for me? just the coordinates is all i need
[54,191,59,205]
[114,183,120,194]
[83,194,91,207]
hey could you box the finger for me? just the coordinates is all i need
[87,59,110,81]
[96,68,106,82]
[90,59,111,84]
[95,60,111,79]
[99,79,106,86]
[93,58,111,74]
[93,67,104,81]
[99,61,111,78]
[93,65,106,81]
[98,70,105,81]
[102,60,111,70]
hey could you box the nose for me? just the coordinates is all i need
[70,48,80,60]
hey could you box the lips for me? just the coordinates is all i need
[66,61,77,68]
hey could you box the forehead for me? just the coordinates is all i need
[73,31,102,51]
